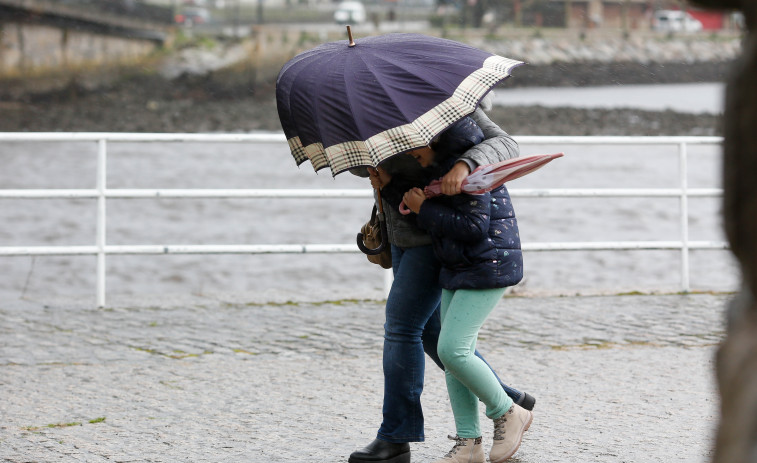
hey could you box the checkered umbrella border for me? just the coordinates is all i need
[286,55,523,177]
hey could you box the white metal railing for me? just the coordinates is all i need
[0,133,727,307]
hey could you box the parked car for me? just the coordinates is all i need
[175,7,211,26]
[334,1,367,25]
[652,10,703,32]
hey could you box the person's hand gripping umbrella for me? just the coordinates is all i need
[399,152,564,215]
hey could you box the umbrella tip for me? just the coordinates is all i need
[346,25,356,47]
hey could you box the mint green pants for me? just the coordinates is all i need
[439,287,513,438]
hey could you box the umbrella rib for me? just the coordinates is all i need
[346,51,410,135]
[308,48,356,162]
[370,52,462,121]
[341,51,363,142]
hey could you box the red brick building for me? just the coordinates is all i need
[547,0,733,30]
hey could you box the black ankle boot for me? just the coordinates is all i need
[517,391,537,411]
[348,439,411,463]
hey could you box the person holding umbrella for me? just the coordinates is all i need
[275,31,537,463]
[349,108,533,463]
[398,115,532,463]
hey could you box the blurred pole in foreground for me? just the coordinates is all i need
[687,1,757,463]
[235,0,241,38]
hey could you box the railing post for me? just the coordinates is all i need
[96,139,107,308]
[384,268,393,298]
[679,142,690,293]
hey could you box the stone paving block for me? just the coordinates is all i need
[0,293,729,462]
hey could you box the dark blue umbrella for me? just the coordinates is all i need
[276,30,523,177]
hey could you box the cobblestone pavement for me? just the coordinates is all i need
[0,292,729,463]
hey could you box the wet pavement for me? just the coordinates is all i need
[0,292,729,462]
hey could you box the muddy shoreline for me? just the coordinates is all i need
[0,61,726,136]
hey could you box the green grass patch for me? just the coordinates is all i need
[233,348,259,355]
[23,421,81,431]
[23,416,107,431]
[550,339,659,350]
[47,422,81,428]
[241,298,381,308]
[131,346,212,359]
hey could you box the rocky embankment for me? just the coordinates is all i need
[0,31,739,135]
[483,33,741,66]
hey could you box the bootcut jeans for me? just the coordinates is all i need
[377,244,523,443]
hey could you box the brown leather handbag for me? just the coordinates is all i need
[359,205,392,269]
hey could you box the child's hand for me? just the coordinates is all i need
[403,188,426,214]
[440,161,471,195]
[368,166,391,190]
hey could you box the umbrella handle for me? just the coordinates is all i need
[357,188,388,255]
[398,200,412,216]
[356,213,388,255]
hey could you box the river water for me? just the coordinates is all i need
[0,84,738,305]
[493,82,725,114]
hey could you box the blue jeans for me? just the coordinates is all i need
[377,244,523,443]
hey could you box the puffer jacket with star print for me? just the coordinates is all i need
[415,185,523,290]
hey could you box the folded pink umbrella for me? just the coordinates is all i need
[399,152,564,215]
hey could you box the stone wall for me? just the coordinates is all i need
[244,27,744,92]
[0,22,745,98]
[0,22,158,79]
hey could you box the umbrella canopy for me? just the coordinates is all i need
[276,32,523,176]
[399,153,564,215]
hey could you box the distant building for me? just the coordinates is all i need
[548,0,734,31]
[552,0,646,29]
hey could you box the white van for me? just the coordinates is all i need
[653,10,703,32]
[334,1,367,25]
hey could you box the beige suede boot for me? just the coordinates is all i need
[489,404,533,462]
[432,435,485,463]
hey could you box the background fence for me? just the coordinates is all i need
[0,133,727,307]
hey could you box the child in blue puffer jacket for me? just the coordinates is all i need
[399,116,533,463]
